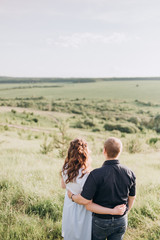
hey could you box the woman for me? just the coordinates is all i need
[61,138,125,240]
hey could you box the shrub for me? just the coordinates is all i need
[126,138,142,153]
[92,128,100,132]
[128,117,140,125]
[53,121,72,158]
[83,120,95,128]
[71,109,82,114]
[148,114,160,133]
[11,109,16,114]
[17,101,33,108]
[32,118,38,123]
[4,125,9,131]
[74,121,84,129]
[104,123,137,133]
[40,137,53,154]
[148,137,160,146]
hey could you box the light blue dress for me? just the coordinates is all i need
[62,169,92,240]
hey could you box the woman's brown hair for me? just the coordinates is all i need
[62,138,89,184]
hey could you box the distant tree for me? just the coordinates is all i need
[53,120,72,158]
[40,136,53,154]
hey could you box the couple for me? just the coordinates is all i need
[61,137,136,240]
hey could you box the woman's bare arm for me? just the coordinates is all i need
[85,202,126,215]
[68,190,126,215]
[61,177,66,189]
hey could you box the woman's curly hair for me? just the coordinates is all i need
[62,138,89,183]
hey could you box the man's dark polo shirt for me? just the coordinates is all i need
[81,160,136,217]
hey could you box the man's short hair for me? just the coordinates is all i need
[104,137,122,158]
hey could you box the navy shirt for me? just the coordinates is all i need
[81,160,136,217]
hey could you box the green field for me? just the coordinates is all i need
[0,78,160,102]
[0,78,160,240]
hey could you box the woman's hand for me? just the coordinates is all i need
[112,204,126,215]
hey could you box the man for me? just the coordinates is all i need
[68,137,136,240]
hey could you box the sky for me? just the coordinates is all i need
[0,0,160,77]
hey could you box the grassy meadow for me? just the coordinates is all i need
[0,77,160,240]
[0,80,160,101]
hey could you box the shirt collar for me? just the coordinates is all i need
[103,160,120,166]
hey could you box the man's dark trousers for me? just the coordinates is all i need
[92,214,127,240]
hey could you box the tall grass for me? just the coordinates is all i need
[0,126,159,239]
[0,92,160,239]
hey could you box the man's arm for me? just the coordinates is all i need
[68,190,126,215]
[128,195,136,212]
[128,172,136,212]
[85,202,126,215]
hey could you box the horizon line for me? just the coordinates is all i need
[1,76,160,79]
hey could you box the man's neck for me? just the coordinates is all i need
[105,158,117,161]
[105,155,119,161]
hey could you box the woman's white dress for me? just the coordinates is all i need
[62,169,92,240]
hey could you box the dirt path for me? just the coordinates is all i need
[0,106,76,134]
[0,106,72,121]
[0,123,55,133]
[0,106,61,133]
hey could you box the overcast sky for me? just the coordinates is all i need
[0,0,160,77]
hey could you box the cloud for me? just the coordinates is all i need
[46,32,138,48]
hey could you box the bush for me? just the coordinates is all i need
[74,121,84,129]
[11,109,16,114]
[128,117,140,125]
[40,137,53,154]
[104,123,137,133]
[126,138,142,153]
[83,119,95,128]
[32,118,38,123]
[148,114,160,133]
[4,125,9,131]
[17,101,33,108]
[71,109,82,114]
[92,128,100,132]
[148,137,160,146]
[53,121,72,158]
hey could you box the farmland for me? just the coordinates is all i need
[0,77,160,240]
[0,78,160,101]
